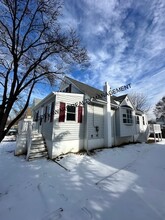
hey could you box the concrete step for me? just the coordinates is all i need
[32,132,42,136]
[31,145,46,150]
[27,132,48,161]
[28,152,48,160]
[30,148,47,153]
[30,151,48,155]
[32,134,43,138]
[31,140,45,145]
[32,137,43,140]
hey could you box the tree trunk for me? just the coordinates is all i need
[0,129,7,143]
[0,100,14,142]
[0,117,8,142]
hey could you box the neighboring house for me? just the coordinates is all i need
[156,116,165,138]
[156,116,165,128]
[31,76,148,159]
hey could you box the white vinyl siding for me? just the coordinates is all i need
[53,93,84,141]
[87,104,104,139]
[118,106,135,137]
[33,96,55,141]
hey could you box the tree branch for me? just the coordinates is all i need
[6,82,35,132]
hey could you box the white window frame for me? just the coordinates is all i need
[123,109,133,124]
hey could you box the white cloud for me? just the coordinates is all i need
[59,0,165,119]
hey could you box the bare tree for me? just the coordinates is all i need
[0,0,88,142]
[154,96,165,118]
[129,92,150,113]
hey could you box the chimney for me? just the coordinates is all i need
[103,82,112,147]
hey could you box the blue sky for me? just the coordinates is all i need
[35,0,165,119]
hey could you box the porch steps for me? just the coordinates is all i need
[28,133,48,161]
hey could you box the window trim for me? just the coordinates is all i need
[66,104,76,121]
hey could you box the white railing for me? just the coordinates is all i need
[149,124,161,134]
[15,119,32,156]
[26,121,32,160]
[149,124,162,142]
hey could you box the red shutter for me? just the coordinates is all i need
[36,111,39,122]
[78,106,82,123]
[59,102,65,122]
[50,101,55,122]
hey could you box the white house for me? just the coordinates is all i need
[32,76,148,158]
[16,76,149,159]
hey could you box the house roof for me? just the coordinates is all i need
[66,76,104,98]
[113,94,127,103]
[65,76,117,105]
[121,105,133,109]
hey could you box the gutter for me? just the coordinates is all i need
[90,98,107,105]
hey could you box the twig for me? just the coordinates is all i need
[95,160,136,185]
[52,160,70,172]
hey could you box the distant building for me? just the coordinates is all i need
[32,98,42,107]
[156,116,165,128]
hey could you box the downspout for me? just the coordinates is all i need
[84,99,89,154]
[111,104,119,146]
[113,110,116,146]
[103,82,112,147]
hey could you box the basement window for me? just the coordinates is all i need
[67,105,76,121]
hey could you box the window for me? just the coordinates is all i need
[136,116,139,124]
[50,101,55,122]
[67,105,76,121]
[59,103,82,123]
[35,111,39,122]
[47,104,51,122]
[123,109,133,124]
[44,106,47,122]
[143,116,145,125]
[39,108,44,125]
[65,84,72,93]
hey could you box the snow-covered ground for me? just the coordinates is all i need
[0,139,165,220]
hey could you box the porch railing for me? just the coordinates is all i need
[149,124,162,142]
[26,121,33,160]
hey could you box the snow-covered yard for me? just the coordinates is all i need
[0,139,165,220]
